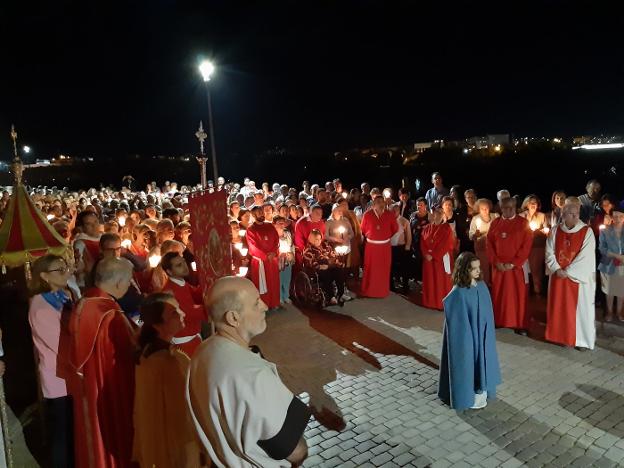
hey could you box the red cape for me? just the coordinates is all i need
[68,288,137,468]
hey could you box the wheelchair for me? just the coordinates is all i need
[293,267,325,308]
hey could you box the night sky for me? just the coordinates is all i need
[1,1,623,162]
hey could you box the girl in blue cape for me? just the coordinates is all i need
[438,252,502,410]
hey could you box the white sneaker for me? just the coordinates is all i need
[341,294,353,302]
[470,391,488,409]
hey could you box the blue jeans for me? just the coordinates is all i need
[280,264,292,302]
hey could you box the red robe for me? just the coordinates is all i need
[360,209,399,298]
[68,288,137,468]
[486,216,533,329]
[246,222,281,308]
[163,278,207,356]
[294,216,326,262]
[545,225,595,348]
[420,223,455,310]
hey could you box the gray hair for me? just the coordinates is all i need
[206,276,248,325]
[95,257,133,286]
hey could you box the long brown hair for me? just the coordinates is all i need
[452,252,481,288]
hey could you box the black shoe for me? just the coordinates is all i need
[514,329,528,336]
[575,346,590,352]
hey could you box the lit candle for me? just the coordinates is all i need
[542,227,550,235]
[239,229,246,237]
[234,242,243,251]
[383,189,391,199]
[118,215,126,227]
[148,254,161,268]
[529,221,538,231]
[335,245,350,255]
[237,266,248,277]
[475,218,483,231]
[121,239,132,249]
[342,192,348,199]
[240,247,248,257]
[337,226,346,239]
[191,261,197,271]
[46,214,55,220]
[599,224,606,230]
[279,240,290,254]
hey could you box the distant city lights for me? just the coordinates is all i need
[572,143,624,150]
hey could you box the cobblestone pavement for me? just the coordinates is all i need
[254,293,624,467]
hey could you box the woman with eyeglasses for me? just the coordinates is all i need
[28,254,79,468]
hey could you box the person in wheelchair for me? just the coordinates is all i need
[302,229,346,306]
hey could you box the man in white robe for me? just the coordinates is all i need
[545,200,596,350]
[186,277,310,468]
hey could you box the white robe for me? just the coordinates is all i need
[186,336,309,468]
[545,222,596,349]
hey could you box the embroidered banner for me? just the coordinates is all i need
[188,189,231,301]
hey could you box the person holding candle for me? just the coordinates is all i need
[519,195,547,295]
[336,197,362,276]
[230,220,250,277]
[302,230,347,306]
[546,199,596,350]
[468,198,498,286]
[273,216,295,305]
[161,252,207,356]
[361,196,399,298]
[247,206,281,309]
[438,252,501,411]
[420,209,455,310]
[294,204,326,264]
[598,205,624,322]
[591,194,616,240]
[487,198,533,334]
[237,208,252,230]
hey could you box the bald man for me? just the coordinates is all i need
[68,257,137,468]
[545,200,596,350]
[187,277,311,468]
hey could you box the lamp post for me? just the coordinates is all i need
[195,121,208,189]
[198,60,219,182]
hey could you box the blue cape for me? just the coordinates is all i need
[438,281,502,411]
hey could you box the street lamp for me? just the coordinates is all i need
[23,145,31,154]
[198,59,219,182]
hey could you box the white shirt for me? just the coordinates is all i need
[187,336,310,468]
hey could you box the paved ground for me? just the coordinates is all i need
[254,292,624,467]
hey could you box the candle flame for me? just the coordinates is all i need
[542,227,550,235]
[238,229,246,237]
[599,224,606,230]
[46,214,55,220]
[191,261,197,271]
[529,221,538,231]
[237,266,248,277]
[148,255,161,268]
[118,216,126,227]
[240,247,248,257]
[121,239,132,249]
[335,245,350,255]
[234,242,243,251]
[279,240,290,254]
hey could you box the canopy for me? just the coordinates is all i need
[0,184,69,268]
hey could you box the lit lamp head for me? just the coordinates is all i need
[199,60,215,82]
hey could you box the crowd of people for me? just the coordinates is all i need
[2,171,622,467]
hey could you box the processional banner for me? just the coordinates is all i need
[188,189,231,302]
